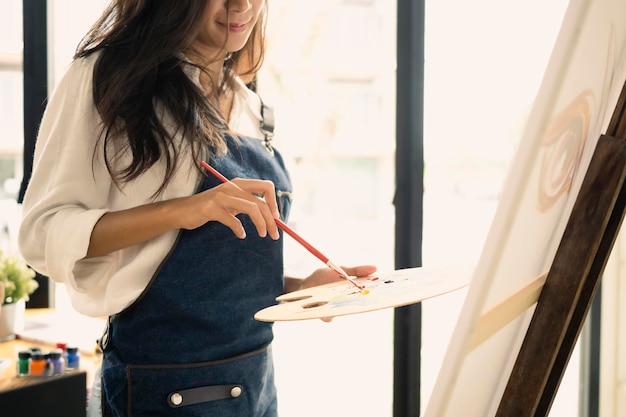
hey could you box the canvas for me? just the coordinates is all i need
[423,0,626,415]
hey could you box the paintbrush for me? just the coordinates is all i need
[200,160,363,290]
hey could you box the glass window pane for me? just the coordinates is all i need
[0,71,24,156]
[0,0,22,51]
[261,1,396,415]
[0,0,22,252]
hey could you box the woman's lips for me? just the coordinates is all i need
[229,22,247,32]
[217,21,248,32]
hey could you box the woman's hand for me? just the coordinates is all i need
[298,264,378,291]
[289,264,377,322]
[175,177,281,239]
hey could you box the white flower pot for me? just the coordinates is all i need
[0,299,26,341]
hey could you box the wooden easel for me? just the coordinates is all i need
[495,81,626,416]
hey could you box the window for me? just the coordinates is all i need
[260,1,396,415]
[0,0,22,252]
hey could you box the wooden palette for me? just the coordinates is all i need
[255,265,473,321]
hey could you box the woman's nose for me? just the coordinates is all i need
[229,0,252,13]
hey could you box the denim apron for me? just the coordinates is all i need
[100,134,292,417]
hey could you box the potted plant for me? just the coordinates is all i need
[0,250,39,340]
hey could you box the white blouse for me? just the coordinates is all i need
[18,53,268,317]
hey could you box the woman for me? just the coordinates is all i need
[18,1,376,416]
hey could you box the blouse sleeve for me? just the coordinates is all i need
[18,55,115,295]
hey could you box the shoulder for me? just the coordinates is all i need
[48,52,100,106]
[61,52,99,85]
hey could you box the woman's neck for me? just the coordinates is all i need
[184,49,234,121]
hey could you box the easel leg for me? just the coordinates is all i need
[496,134,626,417]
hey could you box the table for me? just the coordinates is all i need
[0,309,102,388]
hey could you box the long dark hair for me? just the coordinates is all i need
[75,0,267,195]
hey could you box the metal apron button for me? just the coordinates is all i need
[170,392,183,406]
[230,386,243,398]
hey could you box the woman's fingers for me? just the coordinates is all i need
[230,178,280,239]
[297,264,378,293]
[231,178,281,218]
[188,179,280,239]
[208,200,248,238]
[341,264,378,278]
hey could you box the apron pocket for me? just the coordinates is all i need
[125,346,276,417]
